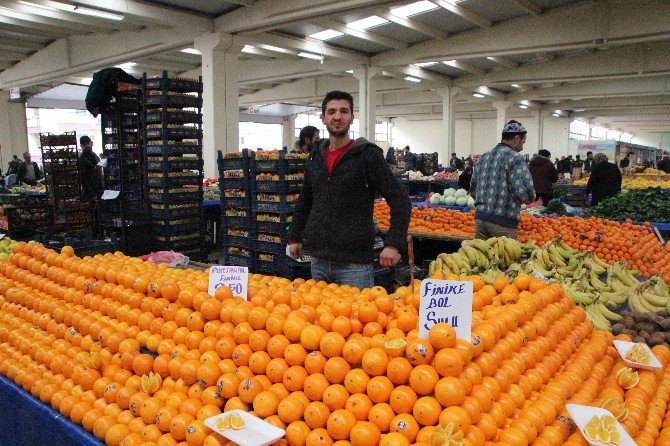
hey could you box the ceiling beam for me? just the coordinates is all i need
[0,5,106,32]
[486,56,518,69]
[432,0,491,28]
[371,0,670,67]
[0,60,11,69]
[0,37,45,51]
[510,0,542,16]
[135,58,199,72]
[507,76,670,101]
[0,14,74,36]
[453,41,670,88]
[393,65,450,84]
[443,59,485,75]
[376,9,448,41]
[0,1,143,31]
[49,0,212,29]
[0,26,204,88]
[247,32,369,62]
[238,59,357,86]
[310,18,408,50]
[215,0,397,34]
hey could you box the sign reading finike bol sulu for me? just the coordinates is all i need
[208,266,249,300]
[418,279,473,342]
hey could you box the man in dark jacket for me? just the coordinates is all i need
[288,91,411,289]
[529,149,559,204]
[77,135,104,201]
[587,153,622,206]
[450,153,464,170]
[16,152,42,186]
[584,151,594,173]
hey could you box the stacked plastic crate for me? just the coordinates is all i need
[142,72,205,261]
[251,150,307,275]
[217,150,253,268]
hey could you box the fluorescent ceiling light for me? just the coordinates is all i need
[346,70,354,74]
[180,48,201,55]
[472,93,485,98]
[18,1,56,10]
[347,15,389,30]
[415,61,437,67]
[258,44,292,54]
[390,1,438,18]
[486,56,496,61]
[309,29,344,41]
[50,2,124,20]
[442,60,458,67]
[511,84,521,88]
[241,45,256,53]
[298,52,324,61]
[519,104,528,109]
[404,76,421,83]
[552,113,560,117]
[554,110,562,114]
[115,62,136,69]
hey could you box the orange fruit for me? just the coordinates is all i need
[428,323,456,350]
[327,409,357,440]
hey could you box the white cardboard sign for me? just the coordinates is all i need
[418,279,473,342]
[208,265,248,300]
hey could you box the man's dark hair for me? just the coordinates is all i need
[298,126,319,145]
[322,91,354,115]
[538,149,551,158]
[80,135,92,145]
[586,151,593,156]
[501,120,527,140]
[627,152,635,156]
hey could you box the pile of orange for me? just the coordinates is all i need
[375,202,670,281]
[1,241,670,446]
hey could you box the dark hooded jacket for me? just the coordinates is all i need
[528,155,558,195]
[288,138,411,264]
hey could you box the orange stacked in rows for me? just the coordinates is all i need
[0,242,670,446]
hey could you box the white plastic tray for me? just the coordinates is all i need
[566,404,635,446]
[204,410,286,446]
[613,340,662,370]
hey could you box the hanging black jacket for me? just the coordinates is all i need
[586,161,622,206]
[288,138,411,264]
[85,68,140,117]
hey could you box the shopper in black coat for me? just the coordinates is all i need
[586,153,622,206]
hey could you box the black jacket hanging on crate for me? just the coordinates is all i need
[85,68,140,117]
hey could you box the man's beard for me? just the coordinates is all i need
[326,122,350,138]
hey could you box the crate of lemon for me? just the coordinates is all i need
[1,242,670,446]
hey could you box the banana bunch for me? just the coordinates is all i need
[427,236,530,281]
[627,275,670,314]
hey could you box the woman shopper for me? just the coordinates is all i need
[586,153,622,206]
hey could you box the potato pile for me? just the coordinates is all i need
[611,309,670,347]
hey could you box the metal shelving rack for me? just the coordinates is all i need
[100,86,151,255]
[142,71,205,261]
[40,132,91,232]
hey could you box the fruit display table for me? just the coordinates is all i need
[411,201,471,213]
[0,374,100,446]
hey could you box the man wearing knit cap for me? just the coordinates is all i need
[470,120,535,240]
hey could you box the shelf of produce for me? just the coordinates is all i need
[411,202,471,213]
[377,228,471,243]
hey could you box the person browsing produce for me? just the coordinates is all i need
[16,152,42,186]
[288,90,411,289]
[529,149,559,205]
[470,120,535,240]
[587,153,622,206]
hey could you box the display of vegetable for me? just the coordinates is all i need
[585,187,670,222]
[541,199,572,216]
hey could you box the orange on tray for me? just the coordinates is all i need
[1,241,670,446]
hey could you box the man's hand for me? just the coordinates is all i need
[289,242,303,259]
[380,246,400,267]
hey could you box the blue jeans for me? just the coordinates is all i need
[311,257,374,289]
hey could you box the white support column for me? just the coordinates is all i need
[536,109,545,149]
[352,66,380,141]
[195,32,244,179]
[282,114,296,150]
[436,86,460,160]
[0,91,28,167]
[492,100,512,134]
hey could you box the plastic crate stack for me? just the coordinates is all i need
[217,150,253,268]
[100,87,151,255]
[40,132,91,232]
[251,150,307,275]
[142,72,205,261]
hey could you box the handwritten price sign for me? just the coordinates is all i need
[418,279,473,342]
[208,266,249,300]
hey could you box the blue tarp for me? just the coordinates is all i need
[203,199,220,207]
[0,374,101,446]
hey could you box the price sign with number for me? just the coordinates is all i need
[418,279,473,342]
[208,266,249,300]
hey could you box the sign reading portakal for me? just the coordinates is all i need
[208,265,248,300]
